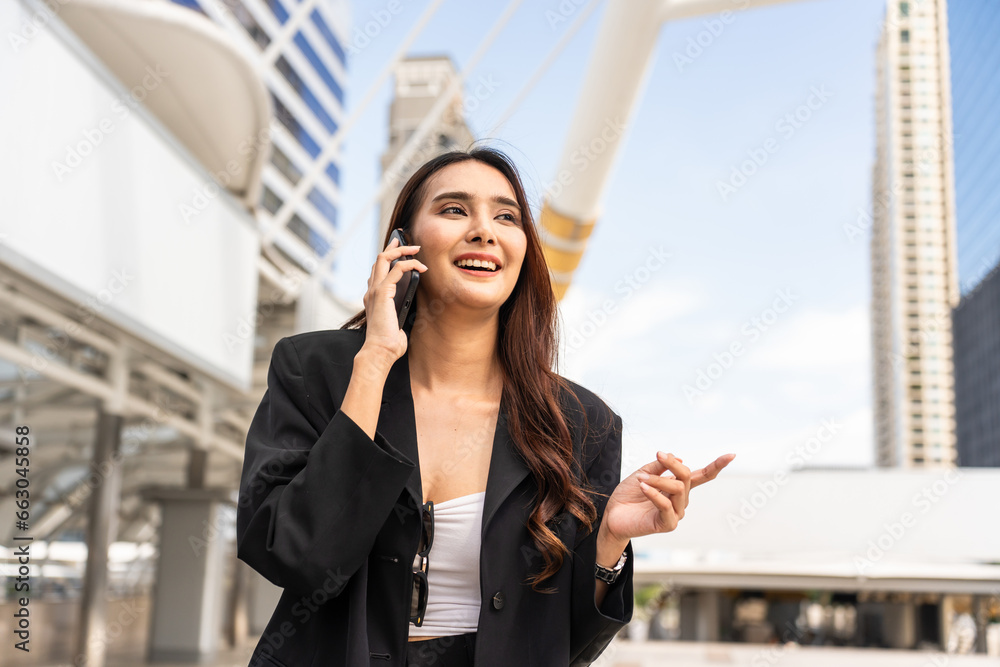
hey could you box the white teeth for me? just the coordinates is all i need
[456,259,498,271]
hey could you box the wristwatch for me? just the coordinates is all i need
[594,551,627,584]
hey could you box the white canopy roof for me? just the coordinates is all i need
[632,468,1000,593]
[58,0,271,210]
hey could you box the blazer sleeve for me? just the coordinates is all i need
[236,336,416,599]
[568,409,635,666]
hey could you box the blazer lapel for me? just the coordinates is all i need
[374,348,530,541]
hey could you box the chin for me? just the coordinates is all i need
[439,284,511,312]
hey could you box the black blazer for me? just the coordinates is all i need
[236,328,634,666]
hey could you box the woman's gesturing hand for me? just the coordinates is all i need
[601,452,735,543]
[361,235,427,362]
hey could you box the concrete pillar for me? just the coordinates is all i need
[678,591,697,640]
[695,590,721,642]
[76,407,125,666]
[224,558,250,647]
[883,600,917,649]
[186,446,208,489]
[940,595,956,650]
[247,569,283,636]
[679,590,722,642]
[973,594,988,654]
[143,487,232,663]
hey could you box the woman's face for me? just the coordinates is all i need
[408,160,528,314]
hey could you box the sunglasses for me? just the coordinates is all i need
[410,500,434,626]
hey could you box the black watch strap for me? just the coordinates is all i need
[594,550,627,584]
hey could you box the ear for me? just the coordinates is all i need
[402,225,416,246]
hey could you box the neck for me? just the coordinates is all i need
[407,302,503,399]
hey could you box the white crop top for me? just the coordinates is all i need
[408,491,485,637]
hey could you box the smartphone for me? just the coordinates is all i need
[387,228,420,330]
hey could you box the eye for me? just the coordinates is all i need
[500,213,521,227]
[441,205,465,215]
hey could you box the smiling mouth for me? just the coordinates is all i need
[454,259,500,272]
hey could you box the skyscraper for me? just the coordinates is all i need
[952,262,1000,467]
[870,0,960,467]
[172,0,349,267]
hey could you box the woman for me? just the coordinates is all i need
[236,147,734,667]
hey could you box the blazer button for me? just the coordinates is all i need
[492,591,505,610]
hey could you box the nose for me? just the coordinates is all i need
[466,209,497,245]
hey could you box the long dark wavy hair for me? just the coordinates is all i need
[341,147,602,592]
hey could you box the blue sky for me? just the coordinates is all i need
[332,0,889,474]
[948,0,1000,292]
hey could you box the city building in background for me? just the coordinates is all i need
[173,0,349,266]
[947,0,1000,294]
[377,55,476,247]
[952,261,1000,467]
[870,0,960,468]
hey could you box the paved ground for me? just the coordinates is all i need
[28,638,998,666]
[21,641,257,667]
[601,638,995,667]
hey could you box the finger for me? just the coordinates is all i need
[637,475,686,497]
[690,453,736,489]
[635,451,691,479]
[376,245,421,272]
[373,243,422,284]
[643,463,690,515]
[381,258,428,287]
[636,458,669,477]
[638,480,678,528]
[370,236,399,284]
[657,451,691,483]
[374,258,425,298]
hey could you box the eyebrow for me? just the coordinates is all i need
[429,190,521,214]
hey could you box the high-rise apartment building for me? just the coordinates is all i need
[378,56,476,246]
[172,0,348,267]
[870,0,960,467]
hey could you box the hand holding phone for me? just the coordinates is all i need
[360,231,426,363]
[387,229,421,330]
